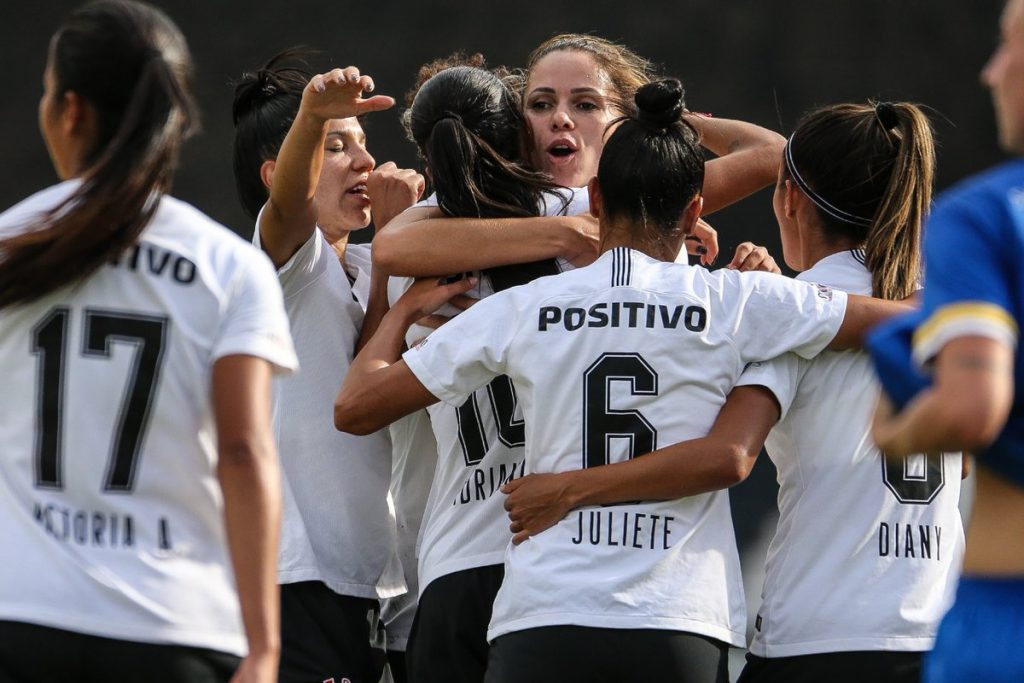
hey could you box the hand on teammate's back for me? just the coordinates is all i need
[502,472,577,545]
[727,241,780,273]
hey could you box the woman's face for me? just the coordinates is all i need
[313,117,376,241]
[524,50,619,188]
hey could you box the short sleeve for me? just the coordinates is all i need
[252,204,327,291]
[402,290,520,405]
[735,354,802,421]
[729,271,849,362]
[212,249,298,374]
[912,195,1019,366]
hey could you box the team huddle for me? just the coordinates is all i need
[2,1,1024,682]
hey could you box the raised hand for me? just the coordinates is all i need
[300,66,394,122]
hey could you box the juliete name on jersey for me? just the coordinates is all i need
[570,509,675,550]
[538,302,707,332]
[32,500,175,551]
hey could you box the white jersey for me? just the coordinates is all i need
[403,247,848,644]
[254,218,403,599]
[403,188,591,594]
[0,181,298,655]
[736,250,964,657]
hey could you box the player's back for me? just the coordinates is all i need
[0,180,291,655]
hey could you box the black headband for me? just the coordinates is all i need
[784,136,873,227]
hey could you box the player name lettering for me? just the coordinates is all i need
[878,522,943,561]
[32,501,175,551]
[538,302,707,332]
[570,509,675,550]
[454,459,525,506]
[110,243,196,285]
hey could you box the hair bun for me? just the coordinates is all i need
[874,101,900,130]
[635,79,686,129]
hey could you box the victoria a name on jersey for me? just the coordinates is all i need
[538,301,708,332]
[33,499,176,552]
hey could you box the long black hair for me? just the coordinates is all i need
[231,48,313,219]
[0,0,197,309]
[407,64,568,291]
[597,79,704,246]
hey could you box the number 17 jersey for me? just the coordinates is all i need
[404,247,848,644]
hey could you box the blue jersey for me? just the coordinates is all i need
[869,159,1024,486]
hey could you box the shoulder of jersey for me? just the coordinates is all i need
[0,181,80,235]
[937,158,1024,217]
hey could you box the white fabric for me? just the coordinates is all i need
[737,250,964,657]
[254,215,403,599]
[403,247,848,644]
[399,188,588,595]
[0,181,298,656]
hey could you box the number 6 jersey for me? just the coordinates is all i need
[0,181,298,655]
[403,247,848,644]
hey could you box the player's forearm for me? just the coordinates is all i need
[831,294,914,350]
[373,213,587,276]
[218,434,281,659]
[355,264,391,353]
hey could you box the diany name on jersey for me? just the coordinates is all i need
[453,458,525,507]
[109,243,196,285]
[33,500,175,552]
[878,522,945,562]
[538,302,707,333]
[569,509,675,550]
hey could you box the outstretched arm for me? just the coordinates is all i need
[687,113,786,216]
[830,294,915,350]
[502,385,779,544]
[873,336,1013,456]
[258,67,394,268]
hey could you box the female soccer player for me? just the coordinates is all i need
[870,1,1024,679]
[372,34,786,277]
[335,79,904,683]
[0,2,297,681]
[232,54,421,682]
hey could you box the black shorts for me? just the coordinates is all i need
[279,581,386,683]
[0,620,240,683]
[738,650,923,683]
[406,564,504,683]
[485,625,730,683]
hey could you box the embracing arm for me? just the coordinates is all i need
[372,207,599,277]
[829,294,915,350]
[502,385,779,544]
[335,276,477,433]
[873,336,1014,456]
[212,355,281,682]
[687,114,785,216]
[258,68,394,268]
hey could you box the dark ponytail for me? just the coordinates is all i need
[0,0,197,310]
[783,101,935,300]
[597,79,704,244]
[231,48,314,219]
[408,64,568,291]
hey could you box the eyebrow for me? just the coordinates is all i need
[528,86,605,96]
[325,131,366,143]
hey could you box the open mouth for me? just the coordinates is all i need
[549,145,575,158]
[546,140,578,165]
[346,183,369,199]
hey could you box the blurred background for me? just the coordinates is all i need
[2,0,1001,674]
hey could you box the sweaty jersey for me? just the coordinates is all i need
[403,247,848,644]
[737,250,963,657]
[869,159,1024,487]
[254,218,403,600]
[0,181,298,655]
[405,188,590,594]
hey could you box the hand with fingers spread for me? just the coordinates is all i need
[727,241,781,273]
[301,66,394,123]
[685,217,719,265]
[368,161,426,231]
[501,473,579,545]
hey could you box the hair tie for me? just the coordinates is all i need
[875,101,899,131]
[435,110,463,125]
[784,136,873,227]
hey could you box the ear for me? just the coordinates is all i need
[783,179,800,218]
[60,90,92,137]
[587,176,602,218]
[259,159,276,191]
[679,194,704,235]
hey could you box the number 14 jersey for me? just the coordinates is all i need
[404,247,848,645]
